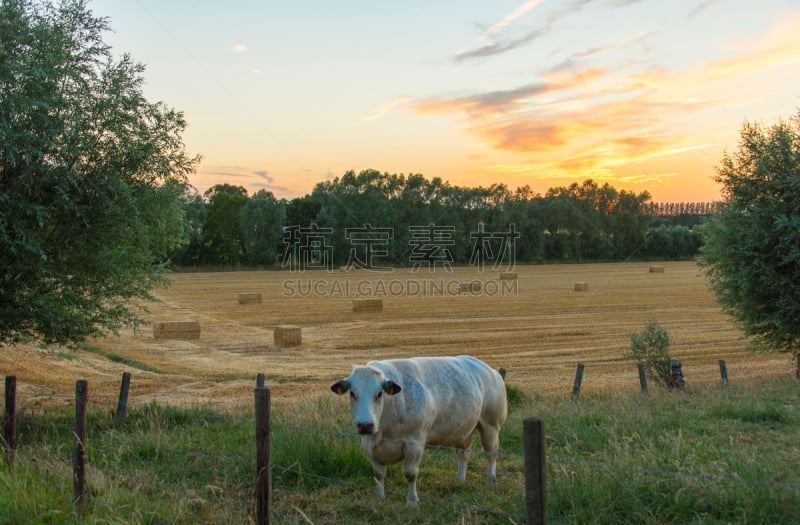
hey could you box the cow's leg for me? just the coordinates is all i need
[371,461,387,500]
[456,448,471,481]
[403,442,424,506]
[455,433,473,481]
[362,437,388,500]
[477,423,501,485]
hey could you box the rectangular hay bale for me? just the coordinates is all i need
[238,293,263,305]
[152,321,201,340]
[274,325,302,346]
[499,272,518,280]
[649,266,665,273]
[352,298,383,313]
[574,281,589,292]
[458,281,482,294]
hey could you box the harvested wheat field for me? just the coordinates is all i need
[1,261,794,414]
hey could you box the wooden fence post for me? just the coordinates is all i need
[571,363,585,402]
[3,376,16,467]
[523,417,547,525]
[255,387,271,525]
[670,359,685,390]
[116,372,131,425]
[795,353,799,380]
[719,360,728,388]
[256,373,265,388]
[637,363,649,396]
[73,380,88,509]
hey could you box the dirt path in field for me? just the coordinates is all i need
[1,262,793,414]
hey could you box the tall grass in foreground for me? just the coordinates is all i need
[1,379,798,524]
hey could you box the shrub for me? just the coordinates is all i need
[627,318,679,388]
[505,382,526,408]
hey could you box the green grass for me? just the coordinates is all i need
[79,345,164,374]
[1,380,799,524]
[533,385,800,524]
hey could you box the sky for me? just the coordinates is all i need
[92,0,800,202]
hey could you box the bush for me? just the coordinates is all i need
[505,382,526,408]
[627,319,681,389]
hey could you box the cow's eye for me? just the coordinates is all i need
[349,391,356,399]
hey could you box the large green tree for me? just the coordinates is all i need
[700,112,800,353]
[0,0,198,344]
[170,187,208,267]
[202,192,247,266]
[241,190,285,266]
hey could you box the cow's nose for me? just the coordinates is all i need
[356,421,375,435]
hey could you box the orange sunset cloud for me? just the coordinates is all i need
[385,9,800,197]
[95,1,800,202]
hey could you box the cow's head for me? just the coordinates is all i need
[331,365,401,435]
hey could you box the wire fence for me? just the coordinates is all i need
[12,407,800,496]
[3,372,800,524]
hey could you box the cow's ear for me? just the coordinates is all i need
[331,380,350,395]
[382,380,402,396]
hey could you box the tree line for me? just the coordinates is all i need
[650,202,717,216]
[170,173,707,268]
[5,0,795,356]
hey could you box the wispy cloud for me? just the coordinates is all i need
[456,0,646,63]
[253,170,273,184]
[252,182,290,194]
[357,97,414,123]
[545,30,655,75]
[456,28,546,62]
[705,12,800,79]
[204,169,248,179]
[544,46,611,75]
[617,172,679,185]
[199,166,294,196]
[605,0,646,7]
[687,0,724,21]
[481,0,546,39]
[415,68,606,119]
[230,43,248,53]
[455,0,572,62]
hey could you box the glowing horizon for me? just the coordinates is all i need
[93,0,800,203]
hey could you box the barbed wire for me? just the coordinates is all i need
[10,411,520,462]
[7,404,799,499]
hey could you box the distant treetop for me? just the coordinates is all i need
[204,184,248,199]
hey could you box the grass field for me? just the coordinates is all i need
[2,260,799,524]
[1,261,793,414]
[2,373,798,523]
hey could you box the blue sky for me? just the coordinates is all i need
[93,0,800,201]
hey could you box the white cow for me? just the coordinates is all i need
[330,355,508,506]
